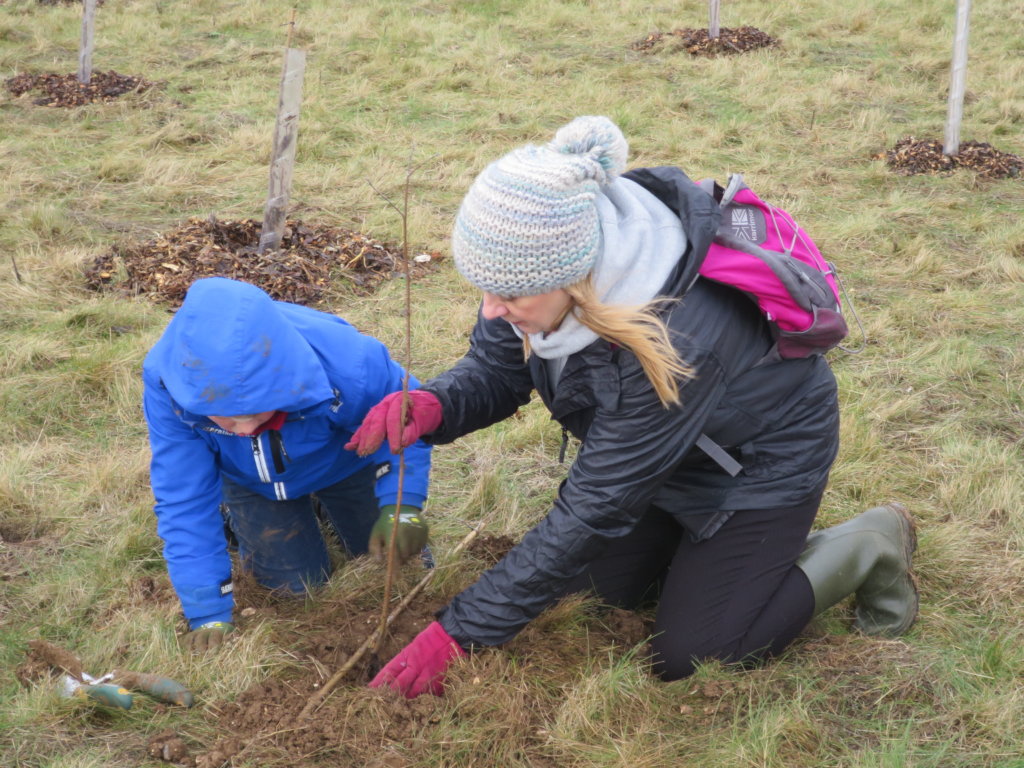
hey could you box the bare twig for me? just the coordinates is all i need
[297,520,487,718]
[366,154,419,663]
[10,254,23,284]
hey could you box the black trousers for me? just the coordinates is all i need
[562,489,822,680]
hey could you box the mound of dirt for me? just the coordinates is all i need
[631,26,779,56]
[179,568,653,767]
[83,216,440,307]
[5,71,154,107]
[884,136,1024,179]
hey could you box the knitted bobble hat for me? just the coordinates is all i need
[452,115,629,297]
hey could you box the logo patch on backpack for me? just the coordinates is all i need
[726,205,766,243]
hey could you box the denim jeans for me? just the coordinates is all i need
[221,464,379,594]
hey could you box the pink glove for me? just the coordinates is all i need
[368,621,468,698]
[345,389,443,456]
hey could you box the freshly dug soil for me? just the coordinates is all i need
[465,533,517,566]
[631,26,779,56]
[5,71,154,107]
[17,639,85,683]
[83,216,440,307]
[884,136,1024,179]
[182,570,653,767]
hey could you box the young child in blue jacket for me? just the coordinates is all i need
[143,277,432,653]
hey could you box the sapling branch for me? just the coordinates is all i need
[365,154,424,662]
[298,519,488,717]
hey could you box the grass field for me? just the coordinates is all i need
[2,0,1023,766]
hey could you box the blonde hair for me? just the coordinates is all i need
[525,276,693,407]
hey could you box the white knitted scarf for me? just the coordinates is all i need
[516,177,687,365]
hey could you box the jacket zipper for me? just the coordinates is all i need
[251,435,272,483]
[251,434,288,500]
[269,430,288,473]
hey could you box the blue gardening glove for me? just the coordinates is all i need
[369,505,429,564]
[182,621,234,654]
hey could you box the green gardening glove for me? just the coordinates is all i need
[182,621,234,654]
[369,505,429,564]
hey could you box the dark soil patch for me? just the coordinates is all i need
[5,71,154,107]
[175,568,653,767]
[631,26,779,56]
[21,639,86,680]
[884,136,1024,179]
[83,216,441,308]
[465,533,517,566]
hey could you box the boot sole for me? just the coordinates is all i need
[861,502,919,636]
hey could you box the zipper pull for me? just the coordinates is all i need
[559,426,569,464]
[269,431,287,473]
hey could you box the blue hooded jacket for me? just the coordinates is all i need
[142,277,431,626]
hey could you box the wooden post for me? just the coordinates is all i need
[259,14,305,254]
[78,0,97,85]
[708,0,721,40]
[943,0,972,156]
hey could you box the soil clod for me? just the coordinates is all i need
[631,26,779,56]
[466,533,517,565]
[884,136,1024,178]
[147,730,191,764]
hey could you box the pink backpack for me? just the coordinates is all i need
[696,174,853,360]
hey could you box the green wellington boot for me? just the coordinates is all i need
[796,502,919,636]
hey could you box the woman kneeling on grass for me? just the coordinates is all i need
[347,116,918,697]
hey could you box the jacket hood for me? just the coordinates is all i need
[621,166,721,297]
[145,277,333,416]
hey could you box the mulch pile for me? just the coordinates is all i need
[883,137,1024,179]
[83,216,439,307]
[5,71,154,107]
[631,26,779,56]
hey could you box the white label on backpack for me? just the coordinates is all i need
[725,205,766,243]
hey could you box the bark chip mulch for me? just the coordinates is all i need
[883,137,1024,179]
[84,216,440,308]
[5,71,153,107]
[631,26,779,56]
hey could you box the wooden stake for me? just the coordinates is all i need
[708,0,721,40]
[943,0,972,156]
[298,520,487,718]
[78,0,98,85]
[259,12,305,254]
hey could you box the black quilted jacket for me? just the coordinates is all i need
[424,166,840,649]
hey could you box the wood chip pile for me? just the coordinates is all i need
[83,216,438,307]
[5,71,153,107]
[631,27,779,56]
[884,137,1024,178]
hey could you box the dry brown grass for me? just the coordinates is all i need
[2,0,1023,765]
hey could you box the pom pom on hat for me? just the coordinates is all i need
[453,116,628,297]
